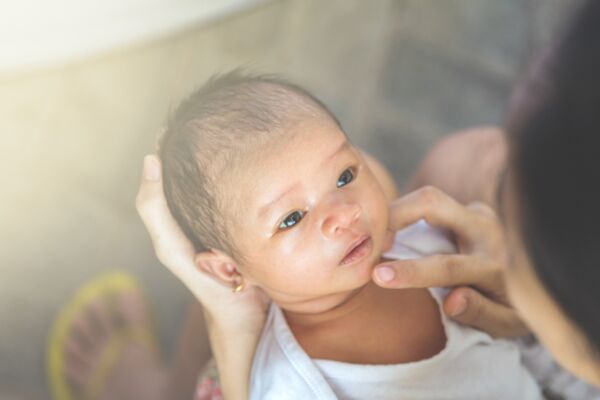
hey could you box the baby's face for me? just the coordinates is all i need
[225,116,389,313]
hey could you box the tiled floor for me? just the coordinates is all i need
[0,0,574,397]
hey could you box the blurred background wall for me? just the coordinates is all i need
[0,0,576,398]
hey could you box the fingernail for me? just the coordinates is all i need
[144,155,160,181]
[375,265,395,283]
[450,296,467,316]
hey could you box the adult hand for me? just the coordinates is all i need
[373,186,529,338]
[135,154,269,334]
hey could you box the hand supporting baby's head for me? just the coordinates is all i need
[159,70,389,314]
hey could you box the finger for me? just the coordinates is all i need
[443,287,530,338]
[373,254,496,290]
[467,201,496,218]
[388,186,483,243]
[135,155,167,229]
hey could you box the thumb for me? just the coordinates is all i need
[443,286,530,338]
[136,155,164,219]
[136,155,173,245]
[135,155,195,269]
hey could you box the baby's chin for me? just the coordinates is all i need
[354,248,386,286]
[360,232,395,285]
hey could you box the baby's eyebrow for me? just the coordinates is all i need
[257,182,299,219]
[321,140,351,167]
[257,140,351,219]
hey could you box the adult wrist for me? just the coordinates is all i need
[203,305,266,337]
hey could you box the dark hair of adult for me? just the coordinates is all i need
[508,0,600,353]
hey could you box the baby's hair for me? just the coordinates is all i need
[159,69,340,259]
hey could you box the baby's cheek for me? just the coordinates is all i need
[382,230,394,252]
[364,189,388,226]
[271,266,323,294]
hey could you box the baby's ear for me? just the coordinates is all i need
[194,250,241,288]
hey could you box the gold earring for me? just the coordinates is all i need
[233,278,244,293]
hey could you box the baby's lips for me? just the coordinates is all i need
[339,234,371,265]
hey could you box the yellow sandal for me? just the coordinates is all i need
[47,271,159,400]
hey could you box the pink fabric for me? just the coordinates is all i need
[194,359,222,400]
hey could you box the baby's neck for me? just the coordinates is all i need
[282,281,376,329]
[282,282,447,364]
[279,256,398,325]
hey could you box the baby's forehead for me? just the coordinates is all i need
[220,120,351,215]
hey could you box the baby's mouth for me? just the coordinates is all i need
[340,234,373,266]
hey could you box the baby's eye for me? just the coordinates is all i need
[337,168,355,188]
[279,210,305,230]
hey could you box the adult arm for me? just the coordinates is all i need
[136,155,268,400]
[406,126,507,207]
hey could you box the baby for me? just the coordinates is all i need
[159,71,542,399]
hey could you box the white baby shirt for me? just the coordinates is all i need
[249,221,543,400]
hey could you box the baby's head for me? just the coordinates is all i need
[160,71,389,313]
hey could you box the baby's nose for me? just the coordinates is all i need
[321,202,362,238]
